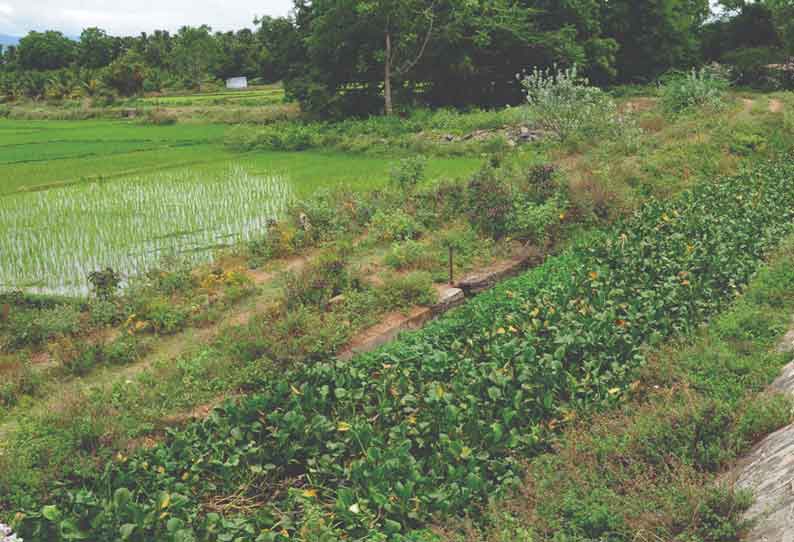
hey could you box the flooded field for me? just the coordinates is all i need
[0,165,291,295]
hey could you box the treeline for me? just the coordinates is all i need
[0,0,792,114]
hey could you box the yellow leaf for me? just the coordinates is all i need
[160,493,171,510]
[496,327,506,335]
[337,422,352,432]
[302,488,318,498]
[158,466,165,474]
[291,385,302,396]
[608,387,621,396]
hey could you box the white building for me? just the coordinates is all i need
[226,77,248,90]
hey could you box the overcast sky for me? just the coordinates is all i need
[0,0,294,37]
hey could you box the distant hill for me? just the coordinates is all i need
[0,34,19,46]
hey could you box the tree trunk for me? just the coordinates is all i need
[384,29,393,116]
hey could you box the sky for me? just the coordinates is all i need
[0,0,294,37]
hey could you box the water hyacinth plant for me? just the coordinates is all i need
[0,166,292,295]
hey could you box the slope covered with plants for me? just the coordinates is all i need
[10,153,794,540]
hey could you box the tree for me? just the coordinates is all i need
[602,0,710,82]
[172,25,219,90]
[78,28,114,69]
[255,15,303,83]
[16,31,76,71]
[104,50,145,96]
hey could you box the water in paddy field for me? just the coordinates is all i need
[0,165,293,296]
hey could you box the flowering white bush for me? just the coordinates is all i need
[659,66,730,114]
[520,65,617,141]
[0,524,22,542]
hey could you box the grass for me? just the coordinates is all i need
[0,119,481,196]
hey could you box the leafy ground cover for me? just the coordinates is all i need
[7,153,794,540]
[462,236,794,542]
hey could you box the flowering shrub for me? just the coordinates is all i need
[520,65,617,141]
[659,66,730,115]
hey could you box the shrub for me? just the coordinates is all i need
[0,357,42,407]
[659,66,730,115]
[467,165,513,238]
[722,47,784,90]
[521,64,617,141]
[284,247,351,309]
[88,300,122,327]
[389,155,427,192]
[378,271,437,308]
[51,337,102,376]
[368,209,422,243]
[384,240,437,271]
[141,109,177,125]
[508,194,566,244]
[141,298,189,334]
[2,304,82,350]
[87,267,122,300]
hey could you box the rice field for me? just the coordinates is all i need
[0,166,292,295]
[0,117,482,296]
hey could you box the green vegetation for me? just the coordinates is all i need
[464,237,794,542]
[1,7,794,540]
[7,150,794,540]
[0,167,291,294]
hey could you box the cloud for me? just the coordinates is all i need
[0,0,293,37]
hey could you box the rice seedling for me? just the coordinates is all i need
[0,165,292,295]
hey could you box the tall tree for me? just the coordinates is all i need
[78,28,114,69]
[172,25,218,90]
[603,0,710,82]
[16,31,76,71]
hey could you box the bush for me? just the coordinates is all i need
[384,240,437,271]
[467,164,513,239]
[521,64,617,141]
[722,47,785,90]
[659,66,730,115]
[2,304,82,350]
[378,271,437,308]
[389,156,427,192]
[141,109,177,125]
[508,194,566,244]
[368,209,422,243]
[232,122,323,151]
[284,247,351,309]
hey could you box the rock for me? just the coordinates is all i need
[445,134,455,142]
[726,316,794,541]
[457,247,543,296]
[433,287,464,314]
[507,139,517,148]
[520,126,530,136]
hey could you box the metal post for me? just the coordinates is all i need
[448,246,454,285]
